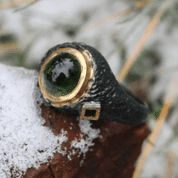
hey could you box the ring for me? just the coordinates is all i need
[38,42,149,125]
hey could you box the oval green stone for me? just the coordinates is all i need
[42,53,81,96]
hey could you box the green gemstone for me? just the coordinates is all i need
[42,53,81,96]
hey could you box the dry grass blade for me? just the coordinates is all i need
[82,9,131,33]
[164,151,177,178]
[0,0,37,8]
[135,0,153,9]
[117,0,173,82]
[133,76,178,178]
[82,0,152,33]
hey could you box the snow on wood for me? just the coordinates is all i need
[0,63,100,177]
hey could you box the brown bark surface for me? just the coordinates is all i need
[23,104,150,178]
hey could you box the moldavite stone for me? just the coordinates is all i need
[43,53,81,96]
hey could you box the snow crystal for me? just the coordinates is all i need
[71,119,100,155]
[0,63,68,177]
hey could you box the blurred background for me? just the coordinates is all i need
[0,0,178,177]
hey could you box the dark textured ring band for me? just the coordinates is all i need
[38,42,149,125]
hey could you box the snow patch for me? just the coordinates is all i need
[0,63,101,177]
[0,63,68,177]
[71,119,100,155]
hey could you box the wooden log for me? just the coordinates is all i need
[24,104,150,178]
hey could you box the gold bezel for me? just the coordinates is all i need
[80,107,101,121]
[39,48,93,107]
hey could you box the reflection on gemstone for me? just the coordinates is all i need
[42,53,81,96]
[52,58,74,81]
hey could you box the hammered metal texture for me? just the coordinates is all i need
[39,42,149,125]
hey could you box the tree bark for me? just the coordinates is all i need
[24,104,150,178]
